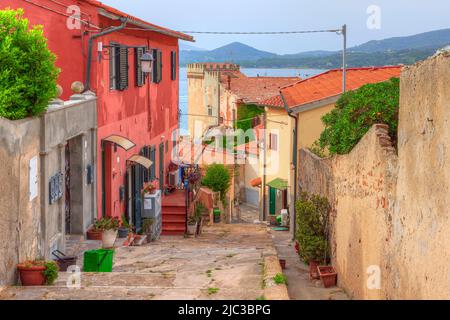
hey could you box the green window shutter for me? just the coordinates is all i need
[118,46,129,91]
[150,146,156,181]
[135,47,145,87]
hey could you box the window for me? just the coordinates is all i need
[109,43,129,91]
[165,140,169,154]
[171,51,177,80]
[135,47,146,87]
[269,133,278,151]
[152,49,163,83]
[207,105,213,116]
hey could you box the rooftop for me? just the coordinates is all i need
[281,66,402,109]
[222,75,300,105]
[83,0,194,41]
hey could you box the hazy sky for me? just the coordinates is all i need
[101,0,450,54]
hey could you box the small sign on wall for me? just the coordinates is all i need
[29,156,38,202]
[49,173,64,205]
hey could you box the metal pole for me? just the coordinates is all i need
[342,24,347,93]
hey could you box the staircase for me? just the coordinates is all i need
[162,190,187,236]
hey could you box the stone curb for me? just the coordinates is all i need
[263,255,290,300]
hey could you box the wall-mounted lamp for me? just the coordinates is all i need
[141,52,154,75]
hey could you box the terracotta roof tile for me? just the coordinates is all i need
[222,76,300,104]
[281,66,402,108]
[83,0,194,41]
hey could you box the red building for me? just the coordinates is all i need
[4,0,194,232]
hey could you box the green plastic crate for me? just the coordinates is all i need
[83,249,114,272]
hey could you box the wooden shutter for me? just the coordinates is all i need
[150,146,156,181]
[157,50,163,83]
[152,49,158,83]
[135,47,145,87]
[141,147,149,183]
[118,46,129,91]
[171,51,177,80]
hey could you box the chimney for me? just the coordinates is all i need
[227,75,231,90]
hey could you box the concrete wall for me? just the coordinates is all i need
[298,53,450,300]
[0,94,97,286]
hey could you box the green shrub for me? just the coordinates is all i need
[202,163,231,204]
[317,77,400,155]
[295,192,330,264]
[0,8,60,120]
[43,261,59,285]
[273,273,288,285]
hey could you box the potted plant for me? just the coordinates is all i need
[193,202,207,235]
[295,193,330,281]
[92,217,120,248]
[118,215,132,238]
[187,216,197,236]
[87,219,104,241]
[143,184,156,195]
[17,260,59,286]
[318,266,337,288]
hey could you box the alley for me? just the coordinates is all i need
[0,223,276,300]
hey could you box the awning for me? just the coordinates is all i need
[102,135,136,151]
[267,178,289,191]
[127,155,153,169]
[250,177,262,187]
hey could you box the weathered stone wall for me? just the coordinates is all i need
[298,53,450,300]
[387,53,450,299]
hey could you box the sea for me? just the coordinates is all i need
[178,67,325,133]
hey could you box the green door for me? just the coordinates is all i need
[269,187,276,216]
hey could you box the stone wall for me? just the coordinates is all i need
[298,53,450,300]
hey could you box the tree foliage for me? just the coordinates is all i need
[202,163,231,202]
[295,192,330,264]
[317,77,400,155]
[237,104,264,132]
[0,8,60,120]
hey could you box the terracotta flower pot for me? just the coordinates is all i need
[309,260,320,280]
[318,266,337,288]
[87,229,103,241]
[17,265,46,286]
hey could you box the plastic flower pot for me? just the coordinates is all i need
[17,264,46,286]
[87,228,103,241]
[309,260,320,280]
[187,223,197,235]
[102,229,117,248]
[213,208,221,223]
[318,266,337,288]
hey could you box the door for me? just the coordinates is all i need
[132,165,142,231]
[269,187,276,216]
[65,142,71,234]
[159,143,164,191]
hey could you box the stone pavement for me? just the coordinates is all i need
[0,223,280,300]
[271,230,349,300]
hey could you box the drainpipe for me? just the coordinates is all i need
[262,112,267,222]
[281,92,298,240]
[84,18,128,91]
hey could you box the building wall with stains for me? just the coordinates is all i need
[298,53,450,299]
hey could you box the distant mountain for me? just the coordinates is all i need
[180,28,450,68]
[350,28,450,53]
[180,42,276,65]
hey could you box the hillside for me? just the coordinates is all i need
[180,28,450,68]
